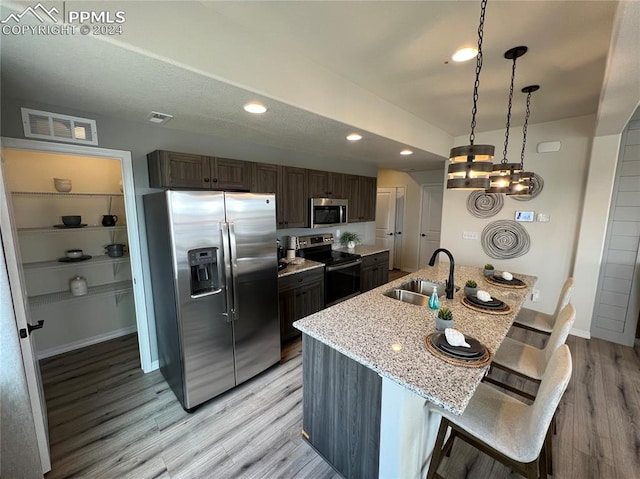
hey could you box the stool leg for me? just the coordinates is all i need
[545,425,553,475]
[426,418,449,479]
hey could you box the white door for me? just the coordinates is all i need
[418,184,444,269]
[0,151,51,473]
[376,188,396,269]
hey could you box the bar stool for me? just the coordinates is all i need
[426,345,572,479]
[486,303,575,401]
[512,277,574,335]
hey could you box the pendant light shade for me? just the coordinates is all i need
[507,85,540,196]
[486,46,527,194]
[447,0,494,190]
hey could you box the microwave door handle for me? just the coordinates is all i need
[326,259,362,272]
[221,222,234,322]
[228,222,240,321]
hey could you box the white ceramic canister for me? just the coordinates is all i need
[69,275,88,296]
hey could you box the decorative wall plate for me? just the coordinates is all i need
[467,191,504,218]
[511,173,544,201]
[481,220,531,259]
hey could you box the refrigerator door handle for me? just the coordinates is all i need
[228,222,240,321]
[221,222,234,322]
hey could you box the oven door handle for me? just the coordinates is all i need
[325,259,362,272]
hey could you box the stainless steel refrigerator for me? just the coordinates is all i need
[143,191,280,411]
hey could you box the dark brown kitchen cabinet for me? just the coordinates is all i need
[360,251,389,292]
[308,170,345,198]
[345,174,377,222]
[279,268,324,343]
[147,150,251,190]
[252,163,308,228]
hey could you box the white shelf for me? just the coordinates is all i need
[29,280,133,308]
[23,255,130,271]
[11,191,123,198]
[17,225,127,234]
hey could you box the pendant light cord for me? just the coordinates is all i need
[469,0,488,146]
[501,56,517,165]
[520,90,532,168]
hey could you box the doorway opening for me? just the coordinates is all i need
[375,186,406,271]
[418,183,444,269]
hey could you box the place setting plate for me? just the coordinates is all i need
[461,294,512,314]
[58,255,92,263]
[424,332,492,368]
[53,224,88,229]
[485,274,526,289]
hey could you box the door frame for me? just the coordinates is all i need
[0,137,152,372]
[376,185,407,270]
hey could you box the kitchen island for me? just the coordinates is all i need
[294,263,536,479]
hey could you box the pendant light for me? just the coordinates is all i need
[486,46,527,194]
[447,0,494,190]
[507,85,540,195]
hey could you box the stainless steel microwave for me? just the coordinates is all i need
[310,198,348,228]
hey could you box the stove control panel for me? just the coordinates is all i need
[297,233,334,250]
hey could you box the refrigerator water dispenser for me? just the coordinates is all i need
[188,247,220,297]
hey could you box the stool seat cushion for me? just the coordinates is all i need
[494,337,545,381]
[513,307,554,333]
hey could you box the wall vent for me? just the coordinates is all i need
[145,111,173,125]
[21,108,98,146]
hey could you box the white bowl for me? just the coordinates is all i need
[54,178,72,192]
[66,249,83,258]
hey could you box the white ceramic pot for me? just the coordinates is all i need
[54,178,72,192]
[69,275,88,296]
[347,241,356,249]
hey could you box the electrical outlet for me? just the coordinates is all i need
[531,289,540,302]
[462,231,478,240]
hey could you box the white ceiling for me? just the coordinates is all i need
[0,1,622,171]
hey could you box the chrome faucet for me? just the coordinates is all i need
[428,248,455,299]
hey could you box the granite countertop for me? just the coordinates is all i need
[278,259,324,278]
[293,263,536,415]
[335,244,389,256]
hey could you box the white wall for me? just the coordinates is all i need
[378,167,445,271]
[441,115,596,315]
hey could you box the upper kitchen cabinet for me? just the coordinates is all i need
[308,170,345,199]
[147,150,251,191]
[252,163,308,229]
[345,175,377,222]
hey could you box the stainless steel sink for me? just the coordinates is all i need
[383,289,430,306]
[397,279,456,297]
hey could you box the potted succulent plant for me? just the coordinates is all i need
[464,280,478,296]
[436,307,454,331]
[483,263,495,277]
[340,231,360,250]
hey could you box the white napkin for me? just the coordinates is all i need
[476,290,492,302]
[445,328,471,348]
[502,271,513,280]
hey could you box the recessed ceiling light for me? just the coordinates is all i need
[243,102,267,114]
[400,149,413,156]
[452,46,478,62]
[346,133,362,141]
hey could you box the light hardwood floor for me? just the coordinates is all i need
[41,330,640,478]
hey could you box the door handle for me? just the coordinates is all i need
[221,222,234,322]
[228,222,240,321]
[19,320,45,338]
[421,233,426,237]
[387,233,394,236]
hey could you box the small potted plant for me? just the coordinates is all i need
[340,231,360,250]
[464,280,478,296]
[483,263,495,277]
[436,307,454,331]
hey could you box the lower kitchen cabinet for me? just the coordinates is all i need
[278,268,324,343]
[360,251,390,293]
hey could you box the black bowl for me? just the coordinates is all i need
[62,215,81,226]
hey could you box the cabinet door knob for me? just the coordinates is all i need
[421,233,426,237]
[204,178,210,183]
[212,178,218,183]
[387,233,393,236]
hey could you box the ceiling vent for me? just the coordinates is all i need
[145,111,173,125]
[21,108,98,146]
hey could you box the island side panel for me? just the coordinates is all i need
[302,334,382,479]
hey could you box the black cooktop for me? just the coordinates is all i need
[299,244,360,266]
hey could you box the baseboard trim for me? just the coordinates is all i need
[570,327,591,340]
[37,325,137,359]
